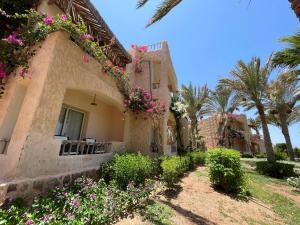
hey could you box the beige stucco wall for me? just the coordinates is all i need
[0,31,127,180]
[63,90,124,142]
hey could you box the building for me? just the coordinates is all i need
[0,0,180,203]
[198,114,266,154]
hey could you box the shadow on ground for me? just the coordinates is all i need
[163,185,183,200]
[159,199,217,225]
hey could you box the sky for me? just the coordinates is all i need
[91,0,300,147]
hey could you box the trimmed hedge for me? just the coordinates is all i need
[256,161,294,178]
[100,153,152,189]
[188,151,206,166]
[161,156,191,186]
[206,148,245,193]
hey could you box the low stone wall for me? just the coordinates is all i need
[0,167,100,205]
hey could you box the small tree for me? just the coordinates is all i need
[205,87,240,147]
[181,83,209,150]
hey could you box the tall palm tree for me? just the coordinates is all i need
[181,83,209,150]
[205,87,240,147]
[219,56,276,162]
[248,117,261,135]
[266,69,300,161]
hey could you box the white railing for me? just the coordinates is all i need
[59,140,112,156]
[147,42,163,52]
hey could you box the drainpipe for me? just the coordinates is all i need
[148,61,153,98]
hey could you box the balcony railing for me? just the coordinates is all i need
[59,140,112,156]
[148,42,163,52]
[0,139,9,154]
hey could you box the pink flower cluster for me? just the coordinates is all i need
[44,16,54,25]
[101,60,126,76]
[80,34,94,41]
[124,87,166,116]
[131,44,148,53]
[61,14,68,22]
[0,63,7,78]
[2,32,23,45]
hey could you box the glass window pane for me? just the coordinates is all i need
[55,107,67,136]
[63,109,84,140]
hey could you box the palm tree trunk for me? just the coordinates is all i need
[190,119,197,150]
[257,106,276,162]
[279,112,295,161]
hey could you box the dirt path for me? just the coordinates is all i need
[117,167,283,225]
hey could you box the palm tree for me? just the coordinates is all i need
[265,69,300,161]
[181,83,209,150]
[273,32,300,68]
[205,87,240,147]
[248,117,261,135]
[219,56,276,162]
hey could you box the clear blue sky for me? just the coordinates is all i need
[92,0,300,147]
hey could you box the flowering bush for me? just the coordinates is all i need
[131,45,148,73]
[170,101,188,118]
[0,177,153,225]
[125,87,166,117]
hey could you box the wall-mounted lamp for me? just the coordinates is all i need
[90,94,98,106]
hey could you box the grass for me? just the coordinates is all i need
[195,166,300,224]
[246,169,300,225]
[241,158,300,169]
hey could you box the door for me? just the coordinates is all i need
[63,109,84,140]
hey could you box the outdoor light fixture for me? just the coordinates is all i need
[90,94,98,106]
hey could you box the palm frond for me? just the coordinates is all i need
[136,0,150,9]
[146,0,182,27]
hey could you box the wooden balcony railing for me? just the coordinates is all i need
[59,140,112,156]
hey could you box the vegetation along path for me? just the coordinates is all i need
[118,167,300,225]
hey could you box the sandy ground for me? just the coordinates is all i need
[117,167,284,225]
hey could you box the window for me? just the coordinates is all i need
[55,106,85,140]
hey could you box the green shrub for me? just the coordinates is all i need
[142,202,173,225]
[113,153,152,188]
[241,153,254,158]
[294,148,300,158]
[99,158,115,183]
[0,178,152,225]
[188,151,206,166]
[275,149,289,161]
[151,155,167,177]
[255,153,267,158]
[206,148,246,193]
[256,161,294,178]
[161,156,190,186]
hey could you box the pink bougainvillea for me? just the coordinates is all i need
[2,32,23,45]
[61,14,68,22]
[125,87,166,117]
[43,16,54,25]
[80,34,94,41]
[131,44,149,73]
[0,63,7,78]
